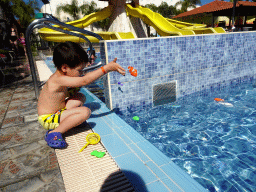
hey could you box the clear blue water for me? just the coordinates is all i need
[117,80,256,192]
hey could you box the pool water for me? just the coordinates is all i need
[117,80,256,192]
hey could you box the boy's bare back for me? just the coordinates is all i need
[38,72,68,116]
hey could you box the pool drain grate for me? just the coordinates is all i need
[153,81,177,106]
[55,127,135,192]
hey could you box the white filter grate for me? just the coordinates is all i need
[55,126,135,192]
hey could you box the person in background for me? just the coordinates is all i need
[9,27,18,55]
[253,19,256,31]
[19,33,26,58]
[87,47,97,66]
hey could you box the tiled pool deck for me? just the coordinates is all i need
[0,58,66,191]
[39,56,207,191]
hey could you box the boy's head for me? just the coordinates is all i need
[53,42,88,70]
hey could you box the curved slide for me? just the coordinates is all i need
[38,3,225,43]
[126,4,225,35]
[126,4,195,36]
[39,30,136,43]
[166,18,207,29]
[62,5,112,29]
[38,5,136,43]
[166,18,226,34]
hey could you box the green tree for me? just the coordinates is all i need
[80,1,98,15]
[56,0,101,21]
[145,2,178,17]
[175,0,201,14]
[144,3,158,12]
[158,2,177,18]
[0,0,38,29]
[56,0,110,31]
[80,1,110,31]
[56,0,81,20]
[96,18,110,31]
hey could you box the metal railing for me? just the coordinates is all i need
[25,15,104,99]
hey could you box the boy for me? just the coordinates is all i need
[37,42,125,148]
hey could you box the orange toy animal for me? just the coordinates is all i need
[128,66,138,77]
[214,98,224,102]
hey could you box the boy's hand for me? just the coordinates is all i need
[105,58,126,76]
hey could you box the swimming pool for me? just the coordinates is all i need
[40,31,256,191]
[41,53,208,191]
[117,78,256,192]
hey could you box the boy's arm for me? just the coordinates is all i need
[58,58,126,88]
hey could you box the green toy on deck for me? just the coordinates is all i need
[91,150,105,158]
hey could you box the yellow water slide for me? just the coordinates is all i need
[126,4,225,35]
[39,30,136,43]
[165,18,216,34]
[60,5,112,29]
[38,5,136,43]
[166,18,207,29]
[167,18,226,34]
[126,4,195,36]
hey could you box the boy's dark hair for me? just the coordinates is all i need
[53,42,88,70]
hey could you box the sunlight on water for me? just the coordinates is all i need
[118,81,256,192]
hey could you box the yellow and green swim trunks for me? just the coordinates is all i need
[38,108,66,130]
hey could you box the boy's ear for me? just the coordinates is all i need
[61,64,68,73]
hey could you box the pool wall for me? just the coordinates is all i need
[102,31,256,112]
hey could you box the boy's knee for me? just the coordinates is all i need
[81,107,91,120]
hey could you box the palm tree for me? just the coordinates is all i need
[158,2,177,18]
[96,18,110,31]
[56,0,81,21]
[175,0,201,14]
[144,3,158,12]
[80,1,98,16]
[56,0,100,21]
[0,0,38,29]
[145,2,178,18]
[56,1,110,31]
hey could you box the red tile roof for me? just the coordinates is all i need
[173,0,256,18]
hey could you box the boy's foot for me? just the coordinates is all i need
[45,130,67,149]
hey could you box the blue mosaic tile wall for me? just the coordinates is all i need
[101,32,256,112]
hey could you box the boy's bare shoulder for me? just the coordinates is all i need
[45,73,66,92]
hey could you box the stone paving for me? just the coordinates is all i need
[0,59,65,191]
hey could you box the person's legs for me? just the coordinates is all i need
[49,106,91,134]
[44,92,90,148]
[49,92,90,134]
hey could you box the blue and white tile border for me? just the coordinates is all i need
[102,31,256,113]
